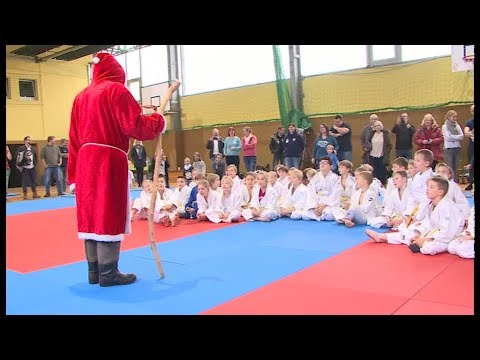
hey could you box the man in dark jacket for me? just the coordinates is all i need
[392,112,415,159]
[206,128,225,172]
[130,140,147,187]
[15,135,40,200]
[269,126,286,167]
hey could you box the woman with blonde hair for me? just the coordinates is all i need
[413,113,444,170]
[441,110,464,182]
[241,126,258,172]
[366,120,392,185]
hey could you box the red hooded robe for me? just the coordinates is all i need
[68,52,166,241]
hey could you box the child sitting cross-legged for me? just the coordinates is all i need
[334,170,378,228]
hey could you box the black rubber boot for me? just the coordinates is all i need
[85,240,99,284]
[88,261,99,284]
[98,262,136,287]
[97,241,136,287]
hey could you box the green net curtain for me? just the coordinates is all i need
[272,45,311,131]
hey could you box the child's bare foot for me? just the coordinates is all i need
[344,219,356,227]
[171,215,180,226]
[366,229,386,243]
[162,216,170,227]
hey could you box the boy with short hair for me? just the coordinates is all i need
[335,171,378,227]
[366,176,464,255]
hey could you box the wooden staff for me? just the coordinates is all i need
[147,79,180,279]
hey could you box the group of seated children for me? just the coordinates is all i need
[365,149,474,259]
[130,148,474,259]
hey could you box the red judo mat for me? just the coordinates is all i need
[203,241,474,315]
[6,207,238,273]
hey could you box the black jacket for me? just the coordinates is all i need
[130,145,147,168]
[15,145,37,168]
[206,137,225,159]
[269,133,285,154]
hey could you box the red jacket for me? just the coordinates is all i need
[413,126,444,161]
[68,53,166,240]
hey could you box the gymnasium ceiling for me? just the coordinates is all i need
[6,45,115,62]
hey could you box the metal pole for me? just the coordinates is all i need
[167,45,182,131]
[289,45,303,112]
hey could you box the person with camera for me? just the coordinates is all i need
[392,112,415,160]
[269,126,286,167]
[6,145,12,200]
[463,104,474,190]
[15,136,40,200]
[206,128,224,172]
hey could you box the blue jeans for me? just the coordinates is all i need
[243,156,257,172]
[272,153,284,167]
[6,168,10,195]
[60,166,68,192]
[444,148,461,182]
[284,156,301,169]
[395,149,413,160]
[337,151,352,162]
[45,166,63,195]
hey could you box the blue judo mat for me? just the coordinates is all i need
[6,219,384,315]
[6,189,143,215]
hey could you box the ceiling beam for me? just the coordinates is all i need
[36,45,88,62]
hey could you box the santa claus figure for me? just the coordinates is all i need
[68,52,167,287]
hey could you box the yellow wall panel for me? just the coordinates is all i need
[303,57,473,117]
[180,56,473,129]
[6,104,44,140]
[6,56,90,142]
[181,82,280,129]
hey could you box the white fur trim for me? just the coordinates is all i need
[69,183,76,192]
[78,232,124,241]
[92,57,100,64]
[160,115,167,134]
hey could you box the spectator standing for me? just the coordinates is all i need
[59,139,69,193]
[360,114,378,164]
[15,136,40,200]
[284,123,304,169]
[391,112,415,159]
[130,139,147,187]
[206,128,225,171]
[269,126,286,167]
[442,110,464,182]
[223,127,241,170]
[152,150,170,188]
[311,123,338,169]
[367,121,392,185]
[463,104,474,190]
[241,126,258,172]
[6,145,12,199]
[329,114,352,162]
[413,113,443,170]
[40,136,64,197]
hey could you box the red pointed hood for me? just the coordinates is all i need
[92,52,126,84]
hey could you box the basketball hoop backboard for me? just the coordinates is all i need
[141,82,170,114]
[452,45,474,72]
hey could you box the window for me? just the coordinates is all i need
[402,45,451,62]
[367,45,401,67]
[126,50,141,80]
[19,79,37,100]
[127,79,141,102]
[141,45,169,86]
[301,45,367,76]
[182,45,289,95]
[6,77,10,99]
